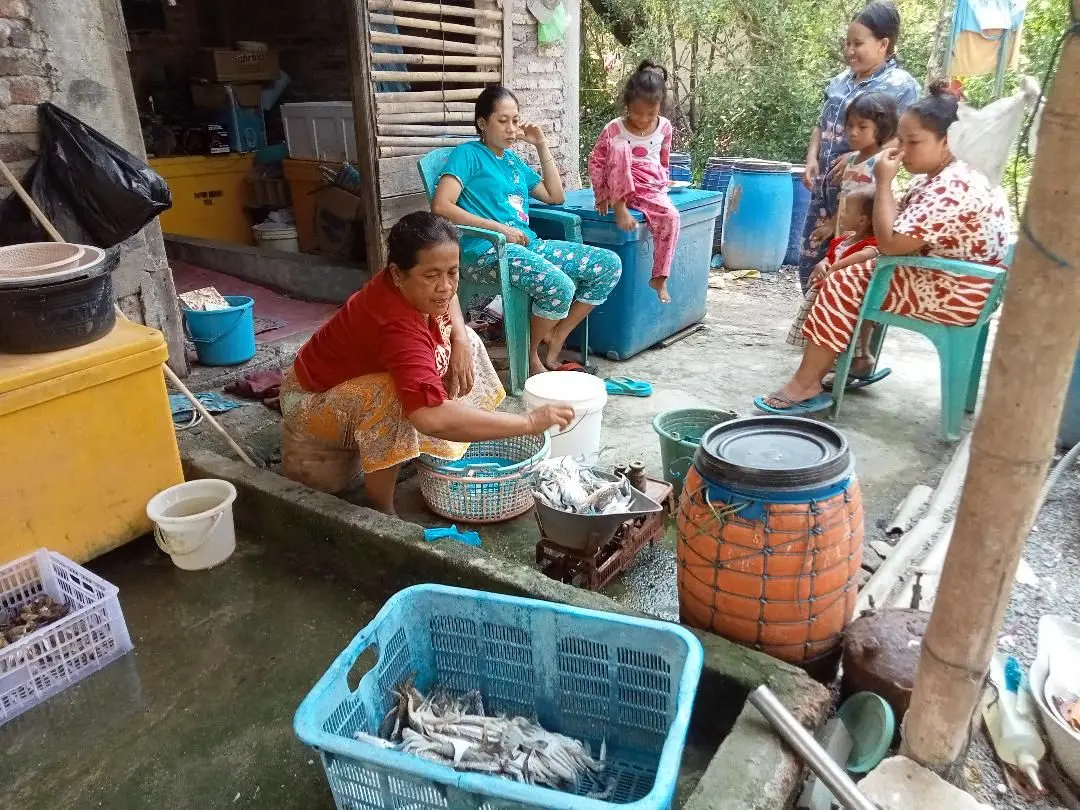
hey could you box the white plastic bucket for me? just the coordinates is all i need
[523,371,607,463]
[252,222,300,253]
[146,479,238,570]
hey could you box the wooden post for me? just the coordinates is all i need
[901,18,1080,770]
[347,0,388,272]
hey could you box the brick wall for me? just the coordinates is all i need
[0,0,54,182]
[509,0,580,187]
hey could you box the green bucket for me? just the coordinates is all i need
[652,408,739,499]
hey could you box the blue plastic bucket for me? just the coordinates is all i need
[182,295,256,366]
[721,159,794,273]
[785,166,812,265]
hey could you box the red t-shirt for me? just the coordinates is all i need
[293,271,449,414]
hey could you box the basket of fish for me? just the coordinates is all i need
[417,433,550,523]
[531,458,664,553]
[0,549,133,725]
[295,584,703,810]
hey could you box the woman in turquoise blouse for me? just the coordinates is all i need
[433,86,623,375]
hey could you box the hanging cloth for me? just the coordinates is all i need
[949,0,1027,76]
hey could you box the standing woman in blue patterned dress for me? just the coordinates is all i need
[798,1,920,291]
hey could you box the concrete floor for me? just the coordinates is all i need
[179,269,970,619]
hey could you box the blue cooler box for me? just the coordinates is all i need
[533,188,724,360]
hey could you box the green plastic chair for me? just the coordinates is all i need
[831,254,1008,440]
[417,147,588,395]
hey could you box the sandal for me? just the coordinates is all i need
[604,377,653,397]
[822,367,893,392]
[753,392,833,415]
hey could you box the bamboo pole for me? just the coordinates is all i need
[376,100,475,114]
[0,158,258,468]
[377,135,477,147]
[369,0,503,21]
[902,21,1080,771]
[377,124,475,136]
[375,88,482,102]
[370,31,500,56]
[378,111,474,123]
[371,52,501,66]
[372,70,500,83]
[370,12,498,37]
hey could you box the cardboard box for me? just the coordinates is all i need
[196,48,280,83]
[313,186,366,260]
[191,82,264,109]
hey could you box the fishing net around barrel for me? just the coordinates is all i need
[675,466,863,664]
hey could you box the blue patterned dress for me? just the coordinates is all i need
[797,59,920,290]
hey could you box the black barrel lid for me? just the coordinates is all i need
[694,415,852,491]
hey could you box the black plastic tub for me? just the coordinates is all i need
[0,250,117,353]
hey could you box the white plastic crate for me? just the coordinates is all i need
[0,549,133,724]
[282,101,356,163]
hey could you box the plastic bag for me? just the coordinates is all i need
[0,103,171,247]
[948,76,1041,186]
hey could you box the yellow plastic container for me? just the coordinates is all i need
[151,154,255,245]
[284,158,341,253]
[0,320,184,565]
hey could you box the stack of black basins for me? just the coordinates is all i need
[0,242,117,353]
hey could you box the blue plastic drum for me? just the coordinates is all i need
[702,157,738,255]
[786,165,812,266]
[721,159,794,273]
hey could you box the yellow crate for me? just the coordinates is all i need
[151,154,255,245]
[284,158,341,253]
[0,320,184,565]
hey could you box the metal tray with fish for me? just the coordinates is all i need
[533,468,663,553]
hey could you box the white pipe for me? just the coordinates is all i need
[885,484,934,537]
[857,434,972,613]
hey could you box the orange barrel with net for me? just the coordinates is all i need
[676,416,863,674]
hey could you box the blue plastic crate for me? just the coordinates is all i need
[295,585,703,810]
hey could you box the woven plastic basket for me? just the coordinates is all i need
[417,433,550,523]
[0,549,133,724]
[294,584,704,810]
[0,242,86,288]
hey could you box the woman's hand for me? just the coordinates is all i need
[808,260,830,286]
[444,338,474,399]
[803,156,820,190]
[525,404,575,435]
[875,147,904,183]
[498,225,529,246]
[517,123,547,148]
[827,152,852,185]
[811,222,834,246]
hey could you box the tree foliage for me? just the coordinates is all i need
[580,0,1070,196]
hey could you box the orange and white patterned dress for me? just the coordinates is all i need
[803,160,1011,354]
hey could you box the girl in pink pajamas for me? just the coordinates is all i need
[588,61,681,303]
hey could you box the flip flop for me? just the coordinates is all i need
[604,376,653,397]
[553,361,599,375]
[822,367,893,392]
[753,392,833,415]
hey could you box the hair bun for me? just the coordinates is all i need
[636,60,668,81]
[927,79,964,100]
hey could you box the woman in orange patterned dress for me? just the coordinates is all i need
[280,212,573,514]
[757,83,1011,415]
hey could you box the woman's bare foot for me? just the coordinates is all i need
[542,333,569,370]
[761,378,824,410]
[650,277,671,304]
[529,351,549,376]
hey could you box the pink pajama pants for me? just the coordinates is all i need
[593,142,681,279]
